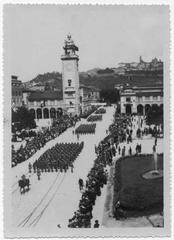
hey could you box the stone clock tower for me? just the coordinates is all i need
[61,34,80,115]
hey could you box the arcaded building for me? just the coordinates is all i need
[120,85,163,115]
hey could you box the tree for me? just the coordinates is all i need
[146,105,163,125]
[12,106,36,131]
[100,89,120,103]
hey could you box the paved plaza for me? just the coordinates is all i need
[11,106,164,233]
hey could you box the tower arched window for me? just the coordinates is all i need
[68,79,72,87]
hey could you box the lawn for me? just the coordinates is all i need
[113,154,163,217]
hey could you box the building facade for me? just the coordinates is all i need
[61,34,80,116]
[79,85,100,114]
[118,56,163,74]
[120,86,163,115]
[27,91,64,119]
[11,75,23,109]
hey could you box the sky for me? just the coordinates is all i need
[3,5,169,82]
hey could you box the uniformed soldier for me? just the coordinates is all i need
[37,168,41,180]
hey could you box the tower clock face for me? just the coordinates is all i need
[66,62,73,72]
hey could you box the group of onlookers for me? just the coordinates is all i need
[12,115,79,167]
[68,142,110,228]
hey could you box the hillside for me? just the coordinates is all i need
[25,68,163,91]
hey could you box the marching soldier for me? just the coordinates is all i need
[70,163,74,173]
[28,162,32,173]
[37,168,41,180]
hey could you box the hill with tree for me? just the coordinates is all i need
[25,67,163,92]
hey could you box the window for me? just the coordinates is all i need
[126,97,131,102]
[68,79,72,87]
[69,101,73,105]
[137,96,142,102]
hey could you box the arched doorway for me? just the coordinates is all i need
[43,108,49,119]
[57,108,63,118]
[36,108,42,119]
[160,104,163,112]
[137,104,144,115]
[125,105,132,115]
[151,104,159,112]
[30,109,35,119]
[50,108,56,119]
[145,104,151,115]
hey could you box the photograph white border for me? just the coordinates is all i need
[1,0,174,239]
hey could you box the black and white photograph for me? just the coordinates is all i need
[2,3,171,238]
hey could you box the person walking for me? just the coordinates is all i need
[155,137,157,146]
[37,168,41,180]
[28,162,32,173]
[70,163,74,173]
[94,220,100,228]
[139,144,142,153]
[153,144,156,153]
[118,146,121,155]
[129,147,132,155]
[78,178,84,191]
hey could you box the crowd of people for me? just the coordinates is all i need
[68,127,119,228]
[68,112,140,227]
[136,125,163,138]
[12,115,79,167]
[75,124,96,135]
[109,115,133,144]
[87,115,102,122]
[68,111,163,226]
[31,142,84,173]
[12,129,37,142]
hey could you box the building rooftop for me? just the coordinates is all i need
[136,92,163,97]
[80,84,100,91]
[28,90,63,101]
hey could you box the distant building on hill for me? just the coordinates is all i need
[118,56,163,75]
